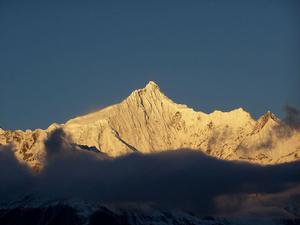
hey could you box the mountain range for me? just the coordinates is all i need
[1,81,299,169]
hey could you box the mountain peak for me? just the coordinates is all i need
[251,111,280,134]
[263,111,280,123]
[128,81,163,100]
[144,81,160,90]
[257,111,280,127]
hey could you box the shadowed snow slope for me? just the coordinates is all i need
[1,81,300,168]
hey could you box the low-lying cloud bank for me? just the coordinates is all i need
[0,129,300,218]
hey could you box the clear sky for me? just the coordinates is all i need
[0,0,299,130]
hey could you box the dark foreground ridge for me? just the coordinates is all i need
[0,204,299,225]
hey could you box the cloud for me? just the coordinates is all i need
[273,105,300,138]
[283,105,300,130]
[0,145,32,203]
[0,129,300,218]
[215,185,300,218]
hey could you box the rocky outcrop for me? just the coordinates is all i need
[0,129,47,169]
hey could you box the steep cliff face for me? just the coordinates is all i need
[1,81,300,168]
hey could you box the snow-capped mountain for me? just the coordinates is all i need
[1,81,300,169]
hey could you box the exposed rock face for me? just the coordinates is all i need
[1,81,300,168]
[0,129,47,169]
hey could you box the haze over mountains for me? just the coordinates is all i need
[0,81,300,169]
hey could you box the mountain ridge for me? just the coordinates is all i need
[1,81,299,169]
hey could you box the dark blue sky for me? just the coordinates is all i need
[1,0,299,130]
